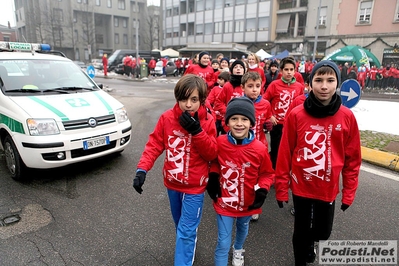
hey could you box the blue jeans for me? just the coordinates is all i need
[167,189,204,266]
[214,214,251,266]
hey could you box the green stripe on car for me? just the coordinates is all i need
[0,113,25,133]
[28,96,69,121]
[94,92,113,115]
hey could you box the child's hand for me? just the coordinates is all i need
[248,188,268,210]
[206,173,221,202]
[179,111,202,135]
[133,171,146,194]
[264,120,273,132]
[277,200,288,208]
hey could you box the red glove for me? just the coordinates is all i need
[264,120,273,132]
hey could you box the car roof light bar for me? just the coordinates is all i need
[0,41,51,52]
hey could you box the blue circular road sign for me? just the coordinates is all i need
[86,65,95,78]
[338,79,361,109]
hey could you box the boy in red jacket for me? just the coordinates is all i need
[133,74,218,266]
[207,97,275,266]
[263,57,304,169]
[275,61,361,266]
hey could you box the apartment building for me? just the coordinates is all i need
[162,0,274,58]
[162,0,399,64]
[13,0,152,62]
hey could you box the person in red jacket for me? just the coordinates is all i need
[102,54,108,77]
[275,61,361,266]
[214,60,247,133]
[263,57,304,169]
[133,74,218,266]
[206,97,275,266]
[246,52,266,93]
[148,57,157,77]
[184,51,215,91]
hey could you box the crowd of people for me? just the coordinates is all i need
[132,51,363,266]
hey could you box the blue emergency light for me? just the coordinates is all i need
[0,41,51,52]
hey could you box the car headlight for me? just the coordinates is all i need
[116,107,129,123]
[27,119,60,136]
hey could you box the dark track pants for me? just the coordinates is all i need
[292,195,335,266]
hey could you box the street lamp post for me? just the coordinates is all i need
[312,0,322,62]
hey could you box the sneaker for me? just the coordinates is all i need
[250,214,259,221]
[232,248,245,266]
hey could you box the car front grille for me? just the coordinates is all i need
[62,114,116,130]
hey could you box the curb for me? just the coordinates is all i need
[361,146,399,172]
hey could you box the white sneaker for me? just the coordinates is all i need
[251,214,259,221]
[232,248,245,266]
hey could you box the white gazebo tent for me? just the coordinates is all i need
[161,48,180,58]
[255,49,273,60]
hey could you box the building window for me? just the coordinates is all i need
[123,18,127,28]
[205,23,212,34]
[235,20,244,32]
[115,33,119,44]
[224,20,233,33]
[73,11,77,22]
[83,30,88,41]
[166,28,172,38]
[96,34,104,43]
[196,24,203,35]
[319,6,327,26]
[225,0,233,7]
[173,27,179,37]
[258,17,269,30]
[358,0,373,23]
[74,30,78,41]
[166,8,172,17]
[173,6,179,15]
[118,0,125,10]
[395,1,399,21]
[53,8,63,22]
[236,0,245,5]
[197,0,204,12]
[215,1,223,8]
[205,0,212,10]
[107,0,112,8]
[4,36,10,42]
[133,19,139,28]
[114,17,119,27]
[96,0,101,5]
[214,21,222,33]
[123,34,128,44]
[246,18,256,31]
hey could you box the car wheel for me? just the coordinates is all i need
[4,135,27,181]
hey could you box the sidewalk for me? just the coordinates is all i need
[96,73,399,173]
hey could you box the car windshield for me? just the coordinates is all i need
[0,59,98,93]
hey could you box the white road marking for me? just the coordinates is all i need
[360,165,399,182]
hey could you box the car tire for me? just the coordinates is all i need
[4,135,27,181]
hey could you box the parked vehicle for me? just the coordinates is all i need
[154,60,178,76]
[0,41,132,181]
[91,59,103,70]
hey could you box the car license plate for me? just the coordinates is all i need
[83,136,110,150]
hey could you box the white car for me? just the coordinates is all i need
[154,60,178,76]
[91,59,103,70]
[0,41,132,180]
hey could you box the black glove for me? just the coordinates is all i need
[206,172,221,202]
[179,111,202,136]
[133,171,146,194]
[341,204,350,212]
[248,188,268,210]
[277,200,288,208]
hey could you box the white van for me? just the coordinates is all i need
[0,42,131,180]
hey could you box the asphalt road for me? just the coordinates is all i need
[0,77,398,266]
